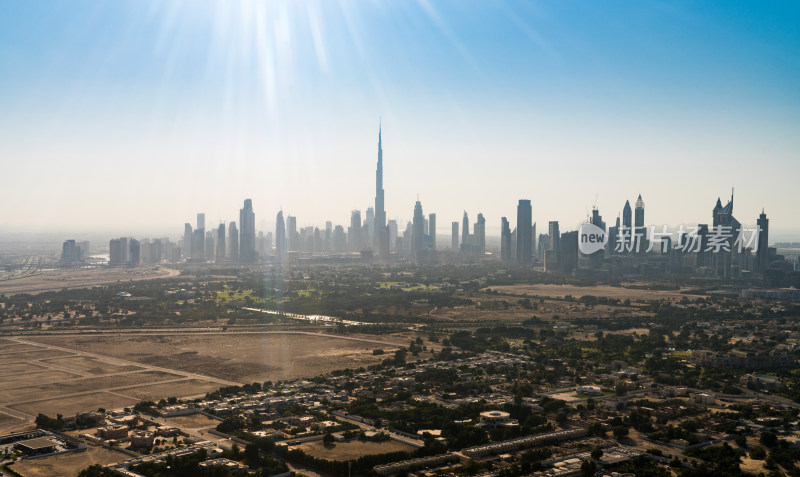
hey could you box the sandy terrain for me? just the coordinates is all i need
[0,331,398,430]
[299,439,415,461]
[27,332,399,383]
[165,413,222,429]
[123,379,224,401]
[485,284,705,301]
[0,265,179,295]
[8,445,126,477]
[9,391,141,417]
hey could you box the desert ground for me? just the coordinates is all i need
[0,332,399,433]
[0,265,179,295]
[8,445,125,477]
[485,283,705,302]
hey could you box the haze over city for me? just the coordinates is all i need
[1,1,799,238]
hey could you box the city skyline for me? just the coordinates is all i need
[1,2,798,237]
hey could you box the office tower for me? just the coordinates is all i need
[475,213,486,256]
[197,213,206,260]
[324,221,333,252]
[374,124,388,258]
[61,240,77,264]
[120,237,130,263]
[401,221,413,256]
[287,216,298,251]
[228,222,239,262]
[129,239,140,265]
[451,222,459,250]
[532,223,536,260]
[511,228,517,258]
[239,199,256,262]
[275,211,286,257]
[412,201,424,262]
[549,221,560,252]
[622,200,632,230]
[428,213,436,250]
[461,212,469,250]
[139,238,151,264]
[256,231,265,256]
[711,190,740,277]
[333,225,346,252]
[516,199,532,264]
[312,228,321,254]
[634,194,646,252]
[387,220,398,251]
[265,232,273,255]
[205,230,215,260]
[183,223,192,260]
[591,207,606,231]
[365,207,375,249]
[757,209,769,272]
[501,218,512,261]
[191,229,204,260]
[560,231,579,273]
[622,200,632,252]
[216,223,226,263]
[538,233,550,260]
[109,239,123,265]
[349,210,362,251]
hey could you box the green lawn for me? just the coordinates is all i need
[216,287,265,304]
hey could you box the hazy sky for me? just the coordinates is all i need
[1,1,799,239]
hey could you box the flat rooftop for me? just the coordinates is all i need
[16,437,57,450]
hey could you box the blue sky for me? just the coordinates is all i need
[1,1,799,238]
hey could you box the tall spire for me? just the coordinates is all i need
[374,120,387,256]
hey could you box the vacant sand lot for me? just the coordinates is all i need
[165,413,222,429]
[0,331,397,432]
[0,265,179,295]
[9,445,125,477]
[487,284,705,301]
[299,439,416,461]
[28,332,398,383]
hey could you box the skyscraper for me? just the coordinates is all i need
[183,223,192,260]
[622,200,632,230]
[275,211,286,259]
[756,209,769,273]
[287,216,298,251]
[475,213,486,256]
[197,213,206,260]
[413,200,425,263]
[228,221,239,262]
[428,213,436,250]
[349,210,362,251]
[501,217,512,261]
[216,223,226,264]
[205,230,215,259]
[239,199,256,262]
[622,200,632,252]
[387,219,398,251]
[634,194,646,252]
[374,124,388,259]
[451,222,459,250]
[129,239,140,266]
[365,207,375,248]
[549,221,560,252]
[516,199,532,264]
[461,212,469,250]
